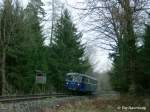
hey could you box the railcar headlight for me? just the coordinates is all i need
[77,83,80,86]
[66,82,68,85]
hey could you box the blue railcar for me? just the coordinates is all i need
[64,73,97,93]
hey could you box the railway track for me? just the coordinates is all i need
[0,93,71,103]
[0,92,119,103]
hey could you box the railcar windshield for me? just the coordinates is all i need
[65,73,82,82]
[65,75,73,81]
[73,75,82,82]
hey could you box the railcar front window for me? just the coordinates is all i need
[66,75,73,81]
[73,75,82,82]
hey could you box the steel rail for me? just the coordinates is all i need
[0,93,71,103]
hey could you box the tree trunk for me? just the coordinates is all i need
[1,47,6,95]
[0,59,2,95]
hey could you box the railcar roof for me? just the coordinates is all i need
[66,72,97,81]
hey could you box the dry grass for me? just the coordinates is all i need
[41,96,150,112]
[1,96,149,112]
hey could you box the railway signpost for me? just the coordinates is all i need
[35,70,46,84]
[34,70,47,93]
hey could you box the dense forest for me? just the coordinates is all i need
[0,0,150,96]
[0,0,90,95]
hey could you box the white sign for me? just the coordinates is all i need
[36,75,46,84]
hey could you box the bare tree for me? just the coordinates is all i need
[83,0,149,51]
[77,0,150,92]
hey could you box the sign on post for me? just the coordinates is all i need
[35,70,46,84]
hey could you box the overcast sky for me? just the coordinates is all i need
[19,0,112,73]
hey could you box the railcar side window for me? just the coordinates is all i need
[82,77,88,83]
[89,79,92,84]
[91,79,96,84]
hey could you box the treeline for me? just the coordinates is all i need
[78,0,150,95]
[0,0,90,95]
[110,15,150,95]
[83,0,150,96]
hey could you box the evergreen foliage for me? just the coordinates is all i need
[0,0,16,94]
[2,0,149,96]
[0,1,90,94]
[49,9,90,91]
[110,14,150,95]
[0,0,49,94]
[110,38,130,93]
[136,23,150,94]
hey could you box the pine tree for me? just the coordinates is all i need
[50,9,90,91]
[137,24,150,93]
[19,0,47,93]
[0,0,15,95]
[0,0,49,94]
[6,0,47,93]
[6,0,27,94]
[110,38,130,93]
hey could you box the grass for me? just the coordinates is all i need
[2,95,149,112]
[41,95,150,112]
